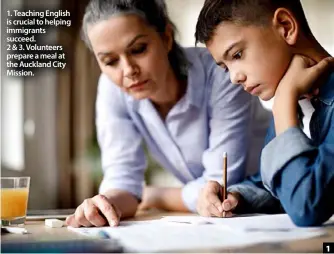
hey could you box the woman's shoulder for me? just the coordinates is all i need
[183,47,230,86]
[183,47,216,67]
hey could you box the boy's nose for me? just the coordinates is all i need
[230,71,246,85]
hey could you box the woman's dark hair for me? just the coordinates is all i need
[82,0,188,80]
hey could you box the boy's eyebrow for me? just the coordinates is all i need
[97,34,148,56]
[216,41,240,66]
[222,42,239,59]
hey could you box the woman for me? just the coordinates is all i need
[66,0,270,228]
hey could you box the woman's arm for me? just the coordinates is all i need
[139,187,189,212]
[96,74,147,217]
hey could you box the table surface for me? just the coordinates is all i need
[2,210,334,253]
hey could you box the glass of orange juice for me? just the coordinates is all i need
[1,177,30,226]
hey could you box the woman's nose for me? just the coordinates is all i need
[123,58,139,78]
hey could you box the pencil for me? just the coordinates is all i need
[222,152,227,217]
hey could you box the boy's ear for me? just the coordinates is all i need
[163,23,174,52]
[272,8,298,46]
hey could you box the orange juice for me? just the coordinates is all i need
[0,188,29,219]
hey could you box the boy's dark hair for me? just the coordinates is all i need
[195,0,312,44]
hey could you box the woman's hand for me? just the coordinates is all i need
[66,194,122,227]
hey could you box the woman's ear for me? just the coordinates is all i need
[272,8,299,46]
[163,23,174,52]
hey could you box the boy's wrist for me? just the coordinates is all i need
[273,85,299,113]
[275,82,299,101]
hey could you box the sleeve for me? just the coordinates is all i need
[261,112,334,226]
[181,58,258,212]
[96,74,147,200]
[226,118,283,214]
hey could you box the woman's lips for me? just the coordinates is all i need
[128,80,148,91]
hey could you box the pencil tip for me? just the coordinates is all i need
[223,152,227,157]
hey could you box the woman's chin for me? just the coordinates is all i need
[130,91,151,100]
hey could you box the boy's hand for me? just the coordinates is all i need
[197,181,240,217]
[66,194,122,227]
[277,56,334,98]
[221,192,240,217]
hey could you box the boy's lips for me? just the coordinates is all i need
[245,84,260,95]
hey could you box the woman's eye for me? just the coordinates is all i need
[105,59,118,66]
[233,51,242,60]
[131,44,147,54]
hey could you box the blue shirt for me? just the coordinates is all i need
[229,72,334,226]
[96,47,270,212]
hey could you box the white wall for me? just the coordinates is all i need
[302,0,334,55]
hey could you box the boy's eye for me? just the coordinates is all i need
[131,44,147,54]
[232,51,242,60]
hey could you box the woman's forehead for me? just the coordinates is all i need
[88,15,155,53]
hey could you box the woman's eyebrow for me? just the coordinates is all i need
[97,34,148,57]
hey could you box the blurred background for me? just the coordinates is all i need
[1,0,334,209]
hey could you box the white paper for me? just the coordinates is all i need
[69,214,326,252]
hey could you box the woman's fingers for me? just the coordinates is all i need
[66,214,81,227]
[65,194,122,228]
[92,194,121,226]
[75,204,92,227]
[83,198,107,227]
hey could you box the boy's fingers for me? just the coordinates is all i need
[223,194,239,211]
[208,193,224,213]
[310,57,334,76]
[223,211,233,218]
[207,203,223,217]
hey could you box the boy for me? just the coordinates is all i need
[195,0,334,226]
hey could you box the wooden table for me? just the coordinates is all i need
[2,210,334,252]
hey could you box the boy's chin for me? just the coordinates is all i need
[258,90,275,101]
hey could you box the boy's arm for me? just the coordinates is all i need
[227,173,283,214]
[262,126,334,226]
[261,58,334,226]
[197,119,283,217]
[262,115,334,226]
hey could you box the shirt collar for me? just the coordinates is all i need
[318,71,334,106]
